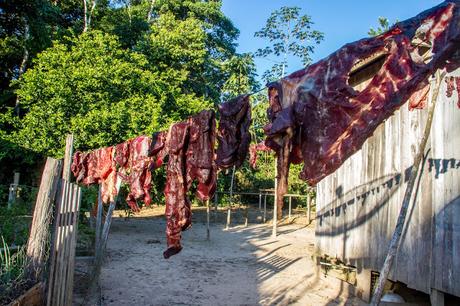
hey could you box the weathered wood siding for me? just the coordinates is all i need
[315,69,460,296]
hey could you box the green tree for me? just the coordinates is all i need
[221,53,258,100]
[254,6,324,82]
[368,17,397,36]
[13,31,210,157]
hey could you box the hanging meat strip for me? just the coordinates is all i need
[163,122,190,259]
[72,136,155,210]
[216,94,252,169]
[264,2,460,217]
[124,136,154,212]
[186,110,217,201]
[163,110,217,259]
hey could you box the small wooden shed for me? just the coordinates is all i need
[315,66,460,302]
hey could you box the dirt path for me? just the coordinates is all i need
[97,208,366,306]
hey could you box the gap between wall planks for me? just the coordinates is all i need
[370,71,445,305]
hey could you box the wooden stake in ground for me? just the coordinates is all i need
[26,157,63,281]
[206,200,210,241]
[225,165,236,230]
[272,158,278,238]
[87,177,122,304]
[370,71,445,305]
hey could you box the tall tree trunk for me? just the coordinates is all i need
[15,17,30,116]
[147,0,155,22]
[87,0,97,30]
[83,0,97,32]
[83,0,88,32]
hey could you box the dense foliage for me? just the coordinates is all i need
[0,0,255,159]
[0,1,320,202]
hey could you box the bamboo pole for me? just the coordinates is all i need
[370,70,445,305]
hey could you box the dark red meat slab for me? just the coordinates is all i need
[163,110,217,258]
[264,2,460,217]
[216,94,252,169]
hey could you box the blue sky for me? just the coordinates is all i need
[222,0,441,80]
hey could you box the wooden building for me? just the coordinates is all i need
[315,65,460,302]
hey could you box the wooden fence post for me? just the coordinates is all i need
[26,158,63,281]
[213,191,218,222]
[225,166,236,230]
[288,196,292,220]
[206,200,210,241]
[88,177,121,303]
[62,134,74,181]
[95,187,103,260]
[263,194,267,223]
[272,158,278,238]
[7,172,20,208]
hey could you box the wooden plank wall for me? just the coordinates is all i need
[47,180,82,306]
[315,69,460,297]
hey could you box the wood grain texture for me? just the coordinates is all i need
[47,180,82,306]
[26,158,63,281]
[316,69,460,297]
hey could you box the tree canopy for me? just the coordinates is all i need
[254,6,324,82]
[0,0,257,159]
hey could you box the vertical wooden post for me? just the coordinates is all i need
[47,180,67,306]
[258,192,262,210]
[307,192,311,225]
[288,196,292,220]
[206,200,210,241]
[244,204,249,227]
[272,161,278,238]
[370,71,444,306]
[8,172,20,208]
[88,177,121,302]
[26,158,63,281]
[213,191,218,223]
[95,187,103,259]
[263,194,267,223]
[225,166,236,230]
[62,134,74,181]
[65,184,81,306]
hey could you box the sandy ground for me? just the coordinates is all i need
[76,207,366,306]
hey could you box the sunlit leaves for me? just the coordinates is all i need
[254,6,324,82]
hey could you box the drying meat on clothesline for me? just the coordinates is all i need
[264,1,460,218]
[216,94,252,169]
[71,110,217,259]
[249,141,272,169]
[71,135,154,211]
[163,110,216,259]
